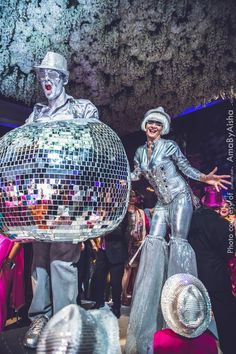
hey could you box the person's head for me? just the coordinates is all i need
[35,52,69,101]
[161,273,212,338]
[129,190,138,205]
[129,190,144,208]
[218,202,230,218]
[141,107,171,140]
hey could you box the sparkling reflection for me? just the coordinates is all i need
[0,120,130,242]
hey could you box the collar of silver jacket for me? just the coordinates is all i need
[34,94,75,110]
[145,138,162,148]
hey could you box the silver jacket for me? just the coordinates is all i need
[25,95,99,124]
[131,139,203,204]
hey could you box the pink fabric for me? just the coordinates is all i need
[0,234,13,267]
[11,248,25,310]
[228,257,236,297]
[201,186,224,208]
[153,329,218,354]
[0,235,25,332]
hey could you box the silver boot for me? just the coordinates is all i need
[23,315,49,348]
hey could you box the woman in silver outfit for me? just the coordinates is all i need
[125,107,231,354]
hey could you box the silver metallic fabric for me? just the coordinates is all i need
[34,51,69,77]
[161,274,212,338]
[0,119,130,242]
[131,139,202,204]
[23,315,48,349]
[125,236,168,354]
[125,139,200,354]
[37,304,121,354]
[25,95,99,124]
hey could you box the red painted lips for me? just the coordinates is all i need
[45,84,52,91]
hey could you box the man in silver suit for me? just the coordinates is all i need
[125,107,231,354]
[23,51,99,348]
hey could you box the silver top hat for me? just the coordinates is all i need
[36,304,121,354]
[141,106,171,135]
[161,273,212,338]
[34,51,69,77]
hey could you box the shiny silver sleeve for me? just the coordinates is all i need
[169,141,203,181]
[131,149,142,181]
[83,101,99,120]
[25,111,34,125]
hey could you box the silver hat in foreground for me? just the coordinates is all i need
[161,273,212,338]
[36,304,121,354]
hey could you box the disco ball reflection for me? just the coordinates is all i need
[0,119,130,242]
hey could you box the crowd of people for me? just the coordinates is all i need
[0,51,235,354]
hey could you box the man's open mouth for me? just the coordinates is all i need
[45,84,52,92]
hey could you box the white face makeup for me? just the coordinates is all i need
[145,120,163,140]
[37,69,65,101]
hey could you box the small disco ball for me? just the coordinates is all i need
[0,119,130,242]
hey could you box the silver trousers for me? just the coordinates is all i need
[125,192,198,354]
[29,242,81,321]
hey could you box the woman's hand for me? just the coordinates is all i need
[90,239,99,252]
[0,258,15,274]
[80,242,85,251]
[201,167,231,192]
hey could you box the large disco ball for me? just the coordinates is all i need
[0,119,130,242]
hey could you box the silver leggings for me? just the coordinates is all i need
[125,192,198,354]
